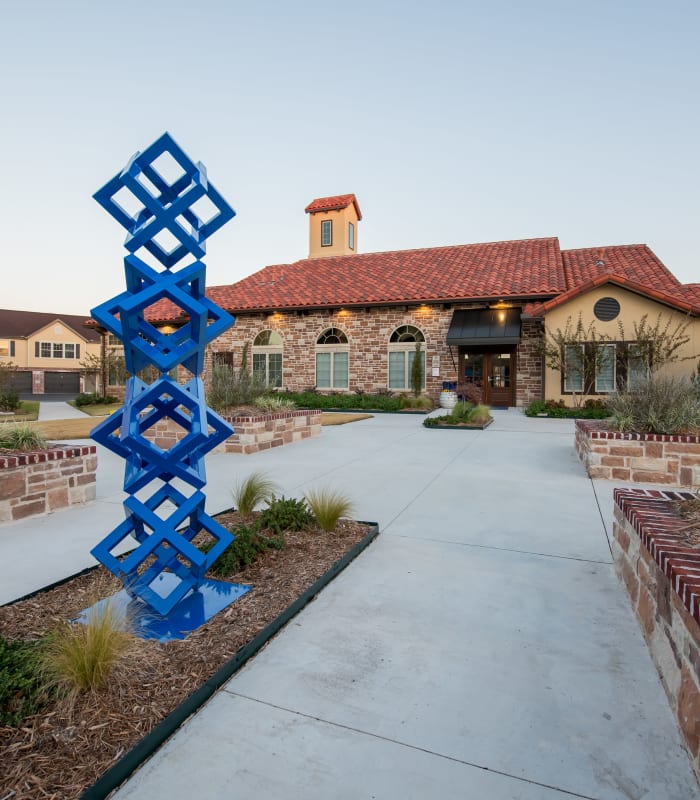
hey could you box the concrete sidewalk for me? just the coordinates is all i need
[37,399,90,420]
[2,411,698,798]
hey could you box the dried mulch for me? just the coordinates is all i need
[0,514,373,799]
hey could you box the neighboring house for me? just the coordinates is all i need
[0,309,102,394]
[106,194,700,407]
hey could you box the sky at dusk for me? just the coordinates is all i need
[0,0,698,315]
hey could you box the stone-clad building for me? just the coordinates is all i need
[126,194,700,407]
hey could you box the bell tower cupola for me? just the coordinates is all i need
[305,194,362,259]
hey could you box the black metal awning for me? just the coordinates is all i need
[446,308,521,346]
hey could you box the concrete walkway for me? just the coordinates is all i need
[37,399,89,420]
[2,411,698,798]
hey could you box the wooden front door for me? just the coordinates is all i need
[460,350,515,407]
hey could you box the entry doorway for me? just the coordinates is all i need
[459,349,515,407]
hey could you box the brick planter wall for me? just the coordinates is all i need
[576,419,700,486]
[0,445,97,524]
[613,488,700,782]
[144,410,323,455]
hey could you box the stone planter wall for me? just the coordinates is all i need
[0,445,97,524]
[144,409,323,455]
[613,488,700,782]
[576,419,700,486]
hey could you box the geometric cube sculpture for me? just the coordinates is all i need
[90,133,238,615]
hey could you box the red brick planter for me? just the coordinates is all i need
[0,445,97,524]
[144,409,323,455]
[613,488,700,782]
[576,419,700,486]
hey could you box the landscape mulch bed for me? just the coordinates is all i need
[0,514,374,799]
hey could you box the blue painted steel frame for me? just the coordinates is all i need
[90,133,237,616]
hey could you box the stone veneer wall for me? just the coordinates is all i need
[206,306,543,407]
[576,419,700,486]
[613,488,700,782]
[144,409,322,455]
[0,445,97,523]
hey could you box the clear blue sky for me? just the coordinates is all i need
[1,0,698,315]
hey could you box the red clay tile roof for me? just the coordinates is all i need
[0,309,102,341]
[304,194,362,220]
[139,237,698,323]
[562,245,680,291]
[523,274,700,318]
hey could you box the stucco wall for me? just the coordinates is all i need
[543,285,700,404]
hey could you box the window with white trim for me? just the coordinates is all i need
[348,222,355,250]
[321,219,332,247]
[34,341,81,359]
[252,330,283,387]
[388,325,426,390]
[316,327,349,389]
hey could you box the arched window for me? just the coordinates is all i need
[252,329,283,387]
[316,327,349,389]
[388,325,426,390]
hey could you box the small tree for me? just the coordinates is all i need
[80,350,126,397]
[616,313,694,377]
[0,360,20,411]
[410,342,424,397]
[540,315,611,406]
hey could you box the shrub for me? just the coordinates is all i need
[207,345,266,411]
[607,375,700,434]
[524,399,610,419]
[41,601,134,693]
[0,423,47,450]
[0,635,49,726]
[424,402,492,427]
[74,392,119,407]
[258,495,314,534]
[0,388,20,412]
[202,523,285,576]
[305,487,355,532]
[279,391,405,412]
[398,394,434,410]
[232,471,279,517]
[255,395,297,413]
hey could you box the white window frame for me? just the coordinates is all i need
[348,221,355,250]
[315,347,349,389]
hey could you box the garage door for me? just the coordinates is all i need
[5,371,32,392]
[44,371,80,394]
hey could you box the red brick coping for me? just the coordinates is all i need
[144,409,323,456]
[0,445,98,523]
[576,419,700,486]
[613,488,700,778]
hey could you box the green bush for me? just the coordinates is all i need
[0,388,20,412]
[607,375,700,434]
[255,395,297,413]
[423,402,492,427]
[280,391,405,412]
[0,635,49,726]
[202,523,285,576]
[305,487,355,532]
[74,392,119,407]
[258,495,314,535]
[0,424,47,450]
[524,399,610,419]
[207,345,267,411]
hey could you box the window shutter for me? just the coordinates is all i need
[35,341,39,357]
[10,341,15,357]
[76,344,81,359]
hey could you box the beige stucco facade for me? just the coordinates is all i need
[543,284,700,403]
[307,204,360,258]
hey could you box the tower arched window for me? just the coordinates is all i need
[316,327,349,389]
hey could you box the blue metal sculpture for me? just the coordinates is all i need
[90,133,238,617]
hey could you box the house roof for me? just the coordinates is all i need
[0,309,101,341]
[523,273,700,319]
[562,245,680,292]
[304,194,363,220]
[130,237,698,324]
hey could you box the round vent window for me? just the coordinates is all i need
[593,297,620,322]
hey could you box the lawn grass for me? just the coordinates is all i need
[0,401,40,422]
[68,402,123,417]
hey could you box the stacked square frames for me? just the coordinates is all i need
[90,133,237,615]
